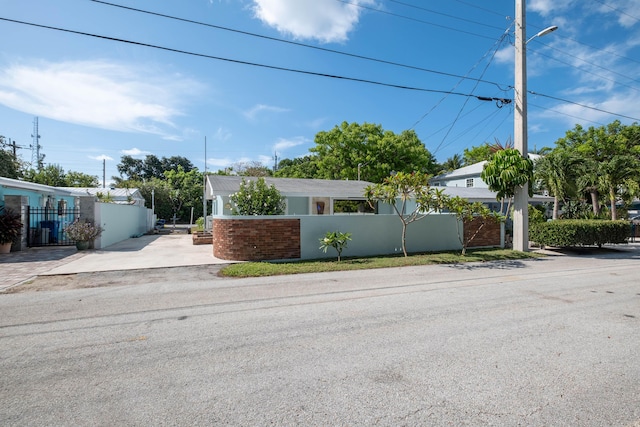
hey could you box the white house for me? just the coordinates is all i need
[205,175,387,216]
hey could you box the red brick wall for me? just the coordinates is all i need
[464,217,501,248]
[213,218,301,261]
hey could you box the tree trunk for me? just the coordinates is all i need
[610,187,617,220]
[552,196,559,220]
[590,190,600,215]
[401,221,408,257]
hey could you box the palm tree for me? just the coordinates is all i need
[597,155,640,220]
[534,150,581,220]
[441,154,463,172]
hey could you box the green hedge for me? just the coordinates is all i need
[530,220,630,248]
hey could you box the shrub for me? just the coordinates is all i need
[64,220,103,242]
[530,219,630,248]
[0,207,23,244]
[230,178,286,216]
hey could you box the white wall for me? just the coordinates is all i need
[94,202,153,249]
[299,214,462,260]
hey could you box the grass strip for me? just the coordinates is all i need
[220,249,542,278]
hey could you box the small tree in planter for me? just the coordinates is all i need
[319,231,352,261]
[0,207,22,253]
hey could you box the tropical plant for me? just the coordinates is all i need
[230,177,286,215]
[365,172,448,257]
[319,231,352,261]
[534,149,581,220]
[64,220,103,242]
[0,207,23,244]
[480,148,533,220]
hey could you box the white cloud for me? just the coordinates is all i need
[214,127,232,141]
[89,154,114,161]
[207,157,234,168]
[0,60,204,139]
[529,0,575,16]
[258,154,273,164]
[273,136,308,152]
[598,0,640,28]
[252,0,377,43]
[243,103,289,120]
[121,148,151,156]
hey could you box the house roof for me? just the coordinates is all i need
[206,175,373,199]
[59,187,145,204]
[60,187,144,199]
[431,161,487,182]
[432,154,543,183]
[0,177,77,196]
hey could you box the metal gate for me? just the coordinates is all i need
[27,204,80,247]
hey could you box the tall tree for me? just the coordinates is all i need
[533,149,580,220]
[462,144,493,166]
[440,153,463,172]
[274,156,319,178]
[0,142,21,179]
[164,166,204,221]
[311,122,437,183]
[556,121,640,220]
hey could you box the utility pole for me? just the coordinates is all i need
[202,136,207,229]
[31,117,42,171]
[512,0,528,252]
[273,151,279,172]
[103,159,106,188]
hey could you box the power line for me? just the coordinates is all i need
[335,0,499,40]
[381,0,506,32]
[90,0,506,90]
[0,16,511,104]
[592,0,640,24]
[529,91,640,122]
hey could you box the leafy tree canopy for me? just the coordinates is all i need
[309,122,437,183]
[22,164,99,187]
[115,154,194,182]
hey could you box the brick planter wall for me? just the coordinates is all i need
[213,218,301,261]
[192,231,212,245]
[464,217,501,247]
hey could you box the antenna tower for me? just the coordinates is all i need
[30,117,42,170]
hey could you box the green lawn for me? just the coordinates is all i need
[219,249,542,278]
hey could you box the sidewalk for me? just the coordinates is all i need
[0,234,232,291]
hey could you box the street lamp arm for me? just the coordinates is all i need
[526,25,558,44]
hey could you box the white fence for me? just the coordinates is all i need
[299,214,464,259]
[94,202,154,249]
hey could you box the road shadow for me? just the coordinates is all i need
[534,244,640,260]
[0,246,79,265]
[445,259,532,271]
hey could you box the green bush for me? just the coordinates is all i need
[530,219,630,248]
[230,177,286,216]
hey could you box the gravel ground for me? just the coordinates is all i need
[5,265,227,293]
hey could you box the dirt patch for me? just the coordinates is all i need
[5,265,228,293]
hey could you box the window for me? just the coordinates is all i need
[466,178,474,188]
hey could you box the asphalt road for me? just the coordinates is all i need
[1,250,639,426]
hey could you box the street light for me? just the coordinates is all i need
[513,0,557,252]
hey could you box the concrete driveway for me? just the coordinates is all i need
[0,233,231,291]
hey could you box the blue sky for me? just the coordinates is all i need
[1,0,639,183]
